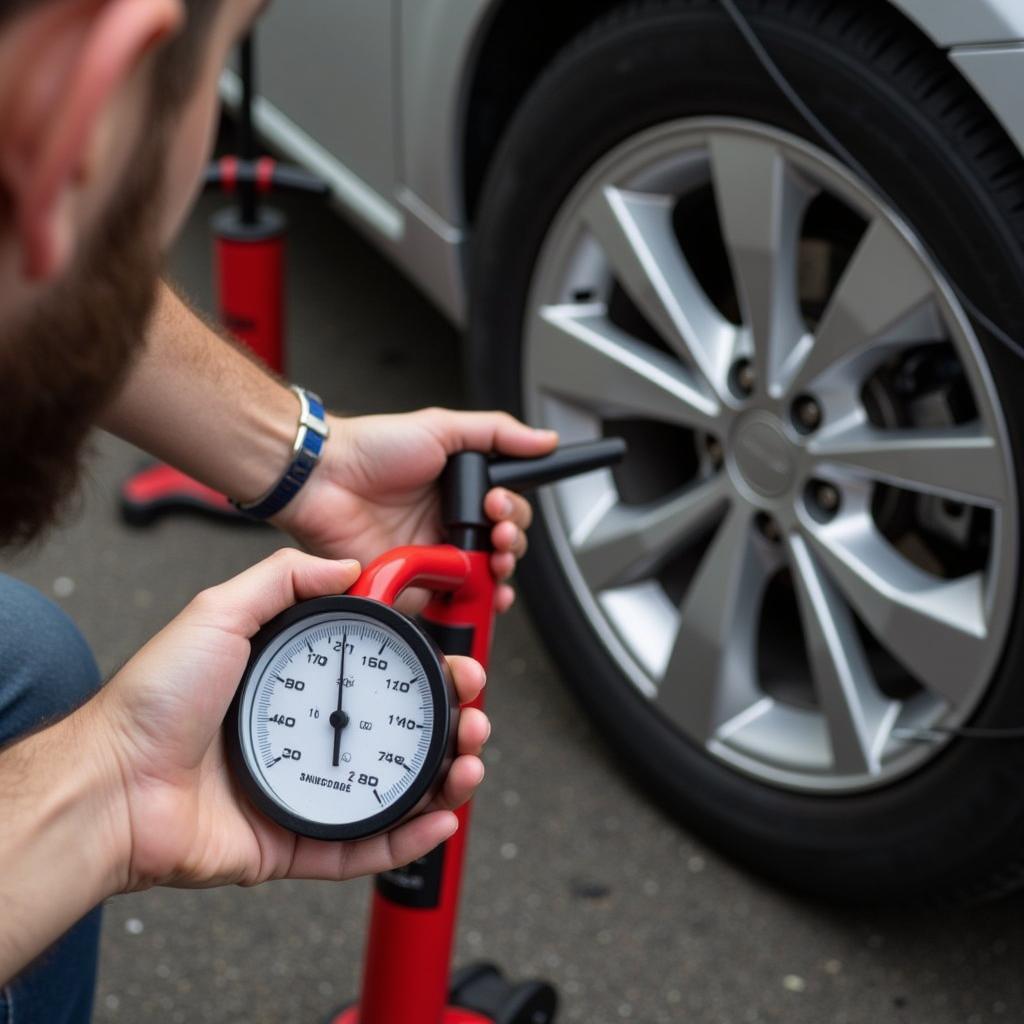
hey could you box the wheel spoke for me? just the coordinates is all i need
[581,186,736,395]
[809,422,1008,507]
[803,516,988,706]
[708,133,816,395]
[572,475,729,592]
[788,534,898,774]
[532,304,722,431]
[656,503,769,740]
[787,216,935,394]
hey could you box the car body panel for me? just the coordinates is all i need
[396,0,492,224]
[246,0,1024,326]
[893,0,1024,47]
[220,70,403,242]
[259,0,398,200]
[951,44,1024,161]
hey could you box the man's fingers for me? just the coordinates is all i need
[285,811,460,881]
[426,408,558,460]
[435,754,485,811]
[274,705,488,883]
[457,707,490,756]
[484,488,533,531]
[446,655,486,705]
[490,551,516,582]
[491,521,527,559]
[349,811,460,876]
[495,584,517,614]
[393,586,430,618]
[189,549,361,637]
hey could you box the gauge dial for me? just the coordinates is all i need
[227,596,456,841]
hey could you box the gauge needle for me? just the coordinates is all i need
[331,632,349,767]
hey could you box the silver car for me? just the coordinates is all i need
[242,0,1024,905]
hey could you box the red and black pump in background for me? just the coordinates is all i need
[120,34,328,524]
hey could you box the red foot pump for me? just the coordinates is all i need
[330,438,626,1024]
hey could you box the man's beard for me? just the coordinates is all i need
[0,142,165,547]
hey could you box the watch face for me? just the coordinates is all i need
[228,597,456,841]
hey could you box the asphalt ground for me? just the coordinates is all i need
[4,190,1024,1024]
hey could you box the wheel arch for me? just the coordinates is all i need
[458,0,625,224]
[457,0,1024,228]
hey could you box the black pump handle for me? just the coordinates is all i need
[440,438,627,545]
[489,437,627,491]
[203,160,331,199]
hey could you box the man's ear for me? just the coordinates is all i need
[0,0,183,282]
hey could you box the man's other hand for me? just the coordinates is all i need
[274,409,558,614]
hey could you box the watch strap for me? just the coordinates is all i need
[232,386,329,519]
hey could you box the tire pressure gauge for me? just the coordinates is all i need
[227,596,458,841]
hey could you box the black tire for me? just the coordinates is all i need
[469,0,1024,905]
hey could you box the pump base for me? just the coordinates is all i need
[120,463,241,525]
[328,962,558,1024]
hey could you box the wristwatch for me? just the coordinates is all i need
[232,386,329,519]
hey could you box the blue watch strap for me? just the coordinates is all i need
[232,387,329,520]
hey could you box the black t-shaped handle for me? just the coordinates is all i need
[441,438,627,549]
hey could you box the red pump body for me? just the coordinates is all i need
[334,545,495,1024]
[215,220,285,371]
[327,440,624,1024]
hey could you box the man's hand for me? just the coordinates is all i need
[275,409,558,613]
[0,549,489,982]
[97,550,489,893]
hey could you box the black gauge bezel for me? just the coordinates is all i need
[226,595,458,842]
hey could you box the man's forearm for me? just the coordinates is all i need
[0,704,127,984]
[101,281,299,504]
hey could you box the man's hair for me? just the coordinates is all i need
[1,1,223,112]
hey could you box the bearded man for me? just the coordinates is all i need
[0,2,553,1021]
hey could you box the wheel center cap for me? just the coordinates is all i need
[730,413,797,499]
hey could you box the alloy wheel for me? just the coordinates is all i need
[523,119,1017,793]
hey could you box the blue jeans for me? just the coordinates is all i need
[0,575,104,1024]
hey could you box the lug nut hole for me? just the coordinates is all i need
[730,358,756,398]
[791,394,822,434]
[805,479,841,521]
[704,434,724,467]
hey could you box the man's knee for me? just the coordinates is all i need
[0,575,101,747]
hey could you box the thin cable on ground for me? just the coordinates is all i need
[717,0,1024,741]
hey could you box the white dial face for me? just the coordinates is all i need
[239,611,438,827]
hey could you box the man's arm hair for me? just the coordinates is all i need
[100,280,299,505]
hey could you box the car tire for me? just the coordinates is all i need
[469,0,1024,904]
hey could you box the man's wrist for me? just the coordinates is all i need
[73,695,135,894]
[228,381,299,504]
[0,701,131,981]
[36,702,132,898]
